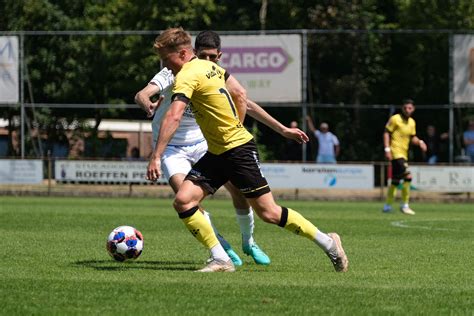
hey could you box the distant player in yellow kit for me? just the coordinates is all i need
[383,99,427,215]
[147,27,348,273]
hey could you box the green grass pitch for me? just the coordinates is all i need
[0,196,473,315]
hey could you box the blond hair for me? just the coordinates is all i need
[153,27,192,53]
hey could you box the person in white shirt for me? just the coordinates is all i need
[306,116,340,163]
[135,31,309,267]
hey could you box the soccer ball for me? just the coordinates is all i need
[106,226,144,262]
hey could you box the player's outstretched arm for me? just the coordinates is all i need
[247,100,308,144]
[147,99,186,181]
[225,75,247,123]
[135,83,163,118]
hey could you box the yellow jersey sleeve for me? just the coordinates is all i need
[410,120,416,137]
[385,116,397,133]
[172,59,253,155]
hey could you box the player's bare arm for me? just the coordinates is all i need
[135,83,164,118]
[147,99,186,181]
[411,136,427,152]
[247,100,308,144]
[383,130,392,160]
[225,75,247,123]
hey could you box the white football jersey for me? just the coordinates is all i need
[150,67,204,146]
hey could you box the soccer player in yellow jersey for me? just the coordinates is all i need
[383,99,427,215]
[147,27,348,273]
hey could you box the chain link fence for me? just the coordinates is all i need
[1,30,473,163]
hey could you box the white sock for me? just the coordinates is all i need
[235,208,254,245]
[202,210,212,224]
[314,230,335,253]
[401,203,409,209]
[210,244,230,262]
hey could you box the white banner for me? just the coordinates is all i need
[261,163,374,189]
[411,166,474,192]
[0,36,19,103]
[55,160,167,184]
[55,160,373,189]
[195,34,302,102]
[0,160,43,184]
[453,35,474,104]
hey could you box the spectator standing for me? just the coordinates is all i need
[463,120,474,162]
[424,125,448,164]
[306,116,340,163]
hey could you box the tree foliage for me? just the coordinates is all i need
[1,0,473,160]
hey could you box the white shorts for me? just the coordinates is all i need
[160,140,207,180]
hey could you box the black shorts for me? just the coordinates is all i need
[185,140,271,198]
[391,158,411,180]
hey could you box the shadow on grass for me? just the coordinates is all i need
[73,259,198,271]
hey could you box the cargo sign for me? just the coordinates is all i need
[261,163,374,189]
[0,159,43,184]
[55,160,167,184]
[220,47,289,73]
[411,166,474,192]
[193,34,302,102]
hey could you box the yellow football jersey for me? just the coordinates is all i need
[173,58,253,155]
[385,113,416,160]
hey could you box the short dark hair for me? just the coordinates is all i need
[195,30,221,51]
[402,98,414,106]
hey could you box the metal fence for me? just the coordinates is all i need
[1,29,473,163]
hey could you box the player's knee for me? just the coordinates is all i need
[172,198,184,212]
[254,207,280,224]
[259,213,279,224]
[173,193,192,211]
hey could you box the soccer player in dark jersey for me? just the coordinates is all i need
[147,27,348,273]
[383,99,427,215]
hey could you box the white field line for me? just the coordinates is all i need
[390,220,458,231]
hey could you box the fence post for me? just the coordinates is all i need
[379,162,385,201]
[47,151,52,196]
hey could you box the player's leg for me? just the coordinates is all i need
[188,141,242,265]
[174,179,234,272]
[168,172,238,263]
[223,181,270,265]
[174,151,235,272]
[247,191,348,272]
[202,210,242,266]
[162,145,241,266]
[383,159,401,212]
[400,162,415,215]
[228,140,347,272]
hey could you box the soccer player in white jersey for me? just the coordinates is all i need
[135,30,308,267]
